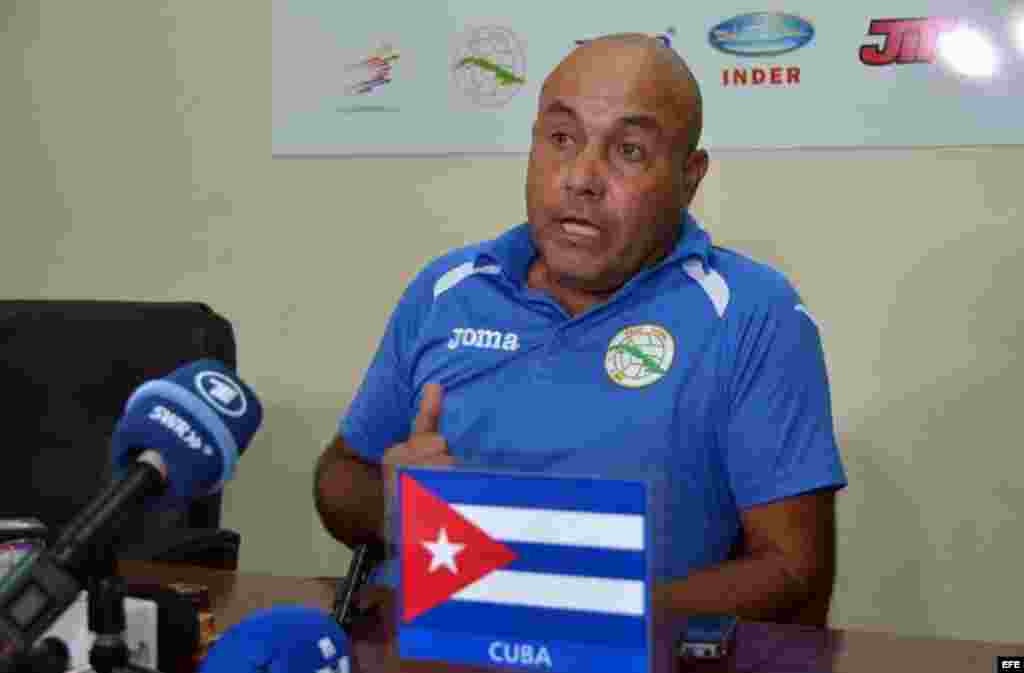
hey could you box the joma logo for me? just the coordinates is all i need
[447,328,520,351]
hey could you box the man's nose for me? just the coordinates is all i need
[562,145,607,199]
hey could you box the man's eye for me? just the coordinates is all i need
[551,132,572,148]
[620,143,646,161]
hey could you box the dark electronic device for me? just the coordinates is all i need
[678,614,739,660]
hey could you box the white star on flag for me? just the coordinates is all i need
[421,528,465,574]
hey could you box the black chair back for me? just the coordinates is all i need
[0,300,237,554]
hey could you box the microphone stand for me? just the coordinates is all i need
[0,460,166,669]
[0,458,170,673]
[0,544,163,673]
[0,638,69,673]
[84,545,161,673]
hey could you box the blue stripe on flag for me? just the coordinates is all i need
[408,599,646,647]
[404,468,646,515]
[504,542,646,580]
[399,626,648,673]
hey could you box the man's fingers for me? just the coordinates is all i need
[385,436,448,465]
[390,450,455,469]
[383,447,454,493]
[412,383,443,435]
[424,452,455,467]
[406,439,449,461]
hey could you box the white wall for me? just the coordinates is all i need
[3,1,1021,644]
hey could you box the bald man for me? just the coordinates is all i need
[315,35,847,627]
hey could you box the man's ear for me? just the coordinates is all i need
[680,149,710,208]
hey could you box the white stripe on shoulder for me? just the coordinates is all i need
[795,304,820,331]
[433,262,501,298]
[683,259,730,318]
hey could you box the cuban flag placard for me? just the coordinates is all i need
[397,467,650,673]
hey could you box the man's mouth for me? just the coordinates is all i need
[558,217,601,239]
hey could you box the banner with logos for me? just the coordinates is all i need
[272,0,1024,155]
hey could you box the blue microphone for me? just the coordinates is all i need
[0,360,263,660]
[199,606,351,673]
[52,359,263,572]
[110,358,262,509]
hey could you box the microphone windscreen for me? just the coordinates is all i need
[132,359,263,454]
[110,359,263,507]
[199,605,350,673]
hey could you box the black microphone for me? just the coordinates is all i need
[53,359,262,573]
[332,543,387,632]
[49,454,167,574]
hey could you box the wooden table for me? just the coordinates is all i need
[118,561,1018,673]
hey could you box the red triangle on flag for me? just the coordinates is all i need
[401,473,518,622]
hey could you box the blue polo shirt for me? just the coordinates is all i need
[340,212,846,583]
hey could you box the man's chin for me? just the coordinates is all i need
[545,260,618,294]
[535,237,620,291]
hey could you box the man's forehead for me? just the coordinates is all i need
[540,43,693,121]
[539,96,665,131]
[538,80,684,130]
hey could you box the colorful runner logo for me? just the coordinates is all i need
[344,42,400,96]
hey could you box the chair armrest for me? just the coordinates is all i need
[117,528,241,571]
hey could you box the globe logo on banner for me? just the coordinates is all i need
[451,26,527,107]
[709,12,815,57]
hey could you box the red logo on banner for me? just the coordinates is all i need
[721,66,802,87]
[860,17,959,66]
[400,474,518,622]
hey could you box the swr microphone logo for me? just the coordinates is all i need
[195,371,247,418]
